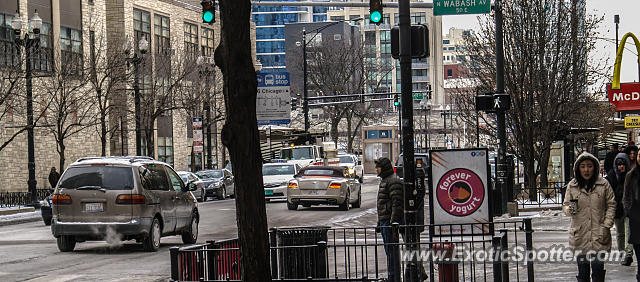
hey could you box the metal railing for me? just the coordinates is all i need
[513,182,565,208]
[0,189,50,208]
[169,219,535,282]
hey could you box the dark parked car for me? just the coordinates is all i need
[39,192,53,225]
[177,171,206,202]
[195,169,235,200]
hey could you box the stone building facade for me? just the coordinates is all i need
[0,0,255,192]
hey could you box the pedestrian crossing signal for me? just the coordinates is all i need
[393,94,399,106]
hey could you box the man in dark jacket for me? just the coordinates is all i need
[604,144,619,174]
[375,157,404,281]
[606,153,634,265]
[48,167,60,189]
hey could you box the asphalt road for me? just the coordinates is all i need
[0,175,382,281]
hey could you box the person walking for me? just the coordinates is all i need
[605,153,634,265]
[626,145,638,171]
[563,152,616,282]
[624,150,640,280]
[375,157,404,282]
[605,144,619,173]
[48,167,60,189]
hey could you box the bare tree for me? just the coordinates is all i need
[215,0,271,279]
[39,56,96,170]
[86,30,131,156]
[0,55,27,152]
[453,0,613,197]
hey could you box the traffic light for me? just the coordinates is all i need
[393,94,399,106]
[201,0,215,24]
[369,0,383,25]
[291,97,298,110]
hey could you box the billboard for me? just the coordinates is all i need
[608,32,640,111]
[429,148,491,235]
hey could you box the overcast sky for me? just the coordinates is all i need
[441,0,640,83]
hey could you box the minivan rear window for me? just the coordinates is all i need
[58,166,134,190]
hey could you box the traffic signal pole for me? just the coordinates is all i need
[495,0,508,215]
[398,0,420,280]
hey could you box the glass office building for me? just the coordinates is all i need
[252,1,331,72]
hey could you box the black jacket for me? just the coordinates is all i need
[606,169,625,219]
[377,174,404,224]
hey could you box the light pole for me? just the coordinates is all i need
[12,10,42,207]
[198,55,219,169]
[123,37,149,156]
[297,19,361,132]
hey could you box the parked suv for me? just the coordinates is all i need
[394,153,430,179]
[51,156,200,252]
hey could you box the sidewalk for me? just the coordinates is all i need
[0,206,42,226]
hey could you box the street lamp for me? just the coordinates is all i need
[123,37,149,156]
[297,19,361,132]
[11,10,42,207]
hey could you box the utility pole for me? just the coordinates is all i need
[495,0,508,214]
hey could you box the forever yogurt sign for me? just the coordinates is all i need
[429,149,491,236]
[436,168,484,217]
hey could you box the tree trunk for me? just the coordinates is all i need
[215,0,271,280]
[331,118,339,148]
[100,113,107,156]
[538,146,551,190]
[58,140,66,173]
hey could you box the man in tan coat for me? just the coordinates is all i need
[563,152,616,282]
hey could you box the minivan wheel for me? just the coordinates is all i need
[143,218,161,252]
[217,186,226,200]
[182,213,199,244]
[57,235,76,252]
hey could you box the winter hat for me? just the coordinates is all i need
[375,157,393,177]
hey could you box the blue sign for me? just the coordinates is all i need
[257,72,290,87]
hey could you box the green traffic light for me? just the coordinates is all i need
[370,11,382,23]
[203,11,214,23]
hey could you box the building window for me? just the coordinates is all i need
[133,9,151,51]
[184,22,198,61]
[330,16,344,21]
[33,22,53,72]
[154,14,170,56]
[60,26,83,75]
[201,27,214,57]
[0,13,18,67]
[158,136,174,166]
[410,12,426,24]
[447,69,453,77]
[349,15,360,26]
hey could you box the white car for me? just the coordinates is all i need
[263,163,301,202]
[338,154,364,183]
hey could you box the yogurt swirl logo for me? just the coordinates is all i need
[436,168,485,217]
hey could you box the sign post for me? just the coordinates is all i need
[192,117,203,154]
[256,72,292,125]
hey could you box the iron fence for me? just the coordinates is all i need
[0,189,50,208]
[169,219,534,282]
[514,182,565,208]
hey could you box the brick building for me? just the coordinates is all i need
[0,0,255,192]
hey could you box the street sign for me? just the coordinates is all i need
[625,116,640,128]
[256,72,291,125]
[429,149,491,235]
[434,0,491,16]
[412,92,423,100]
[192,117,203,153]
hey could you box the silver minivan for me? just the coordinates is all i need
[51,156,199,252]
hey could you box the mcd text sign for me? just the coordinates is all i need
[608,32,640,111]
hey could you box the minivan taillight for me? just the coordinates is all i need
[52,194,72,205]
[116,194,146,205]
